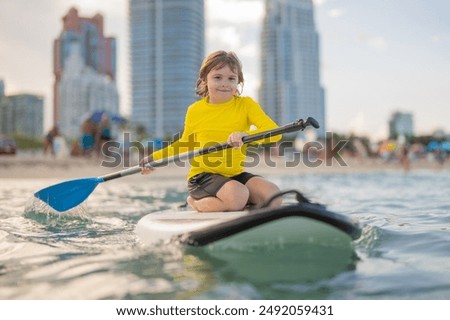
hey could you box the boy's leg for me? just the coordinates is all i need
[188,180,249,212]
[245,176,282,208]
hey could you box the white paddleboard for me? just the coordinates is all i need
[135,202,362,283]
[135,203,361,249]
[136,209,247,245]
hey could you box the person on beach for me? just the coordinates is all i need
[43,126,59,156]
[141,50,282,212]
[399,143,411,172]
[80,118,97,156]
[96,114,112,157]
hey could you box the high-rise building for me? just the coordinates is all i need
[58,42,119,138]
[0,93,44,138]
[0,79,4,96]
[53,7,117,130]
[129,0,204,138]
[259,0,325,138]
[389,111,414,139]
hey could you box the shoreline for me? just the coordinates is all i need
[0,154,447,180]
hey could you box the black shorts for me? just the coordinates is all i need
[187,172,258,200]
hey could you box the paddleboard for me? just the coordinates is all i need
[135,191,361,283]
[136,201,361,249]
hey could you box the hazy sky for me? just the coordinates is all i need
[1,0,449,140]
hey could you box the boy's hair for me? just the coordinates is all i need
[196,51,244,97]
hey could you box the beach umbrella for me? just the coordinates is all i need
[440,141,450,152]
[89,111,105,123]
[111,114,127,124]
[426,141,440,152]
[89,110,127,124]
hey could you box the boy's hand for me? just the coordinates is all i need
[140,156,155,175]
[227,132,248,149]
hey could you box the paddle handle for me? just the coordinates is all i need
[101,117,319,182]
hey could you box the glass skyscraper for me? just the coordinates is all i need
[129,0,204,138]
[259,0,325,138]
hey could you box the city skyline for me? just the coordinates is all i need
[1,0,449,140]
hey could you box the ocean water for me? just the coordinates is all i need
[1,169,449,299]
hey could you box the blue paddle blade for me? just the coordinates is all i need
[34,177,104,212]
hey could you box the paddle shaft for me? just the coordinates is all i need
[33,117,319,212]
[101,117,319,182]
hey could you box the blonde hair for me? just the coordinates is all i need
[195,51,244,97]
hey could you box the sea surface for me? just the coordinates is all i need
[1,168,449,299]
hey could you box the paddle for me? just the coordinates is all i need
[34,117,319,212]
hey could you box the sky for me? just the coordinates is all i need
[0,0,449,140]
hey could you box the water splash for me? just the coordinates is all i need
[23,197,90,227]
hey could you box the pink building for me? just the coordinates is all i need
[53,7,116,127]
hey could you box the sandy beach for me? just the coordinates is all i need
[0,153,446,180]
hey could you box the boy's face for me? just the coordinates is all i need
[206,65,238,104]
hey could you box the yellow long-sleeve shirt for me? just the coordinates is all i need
[152,96,280,180]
